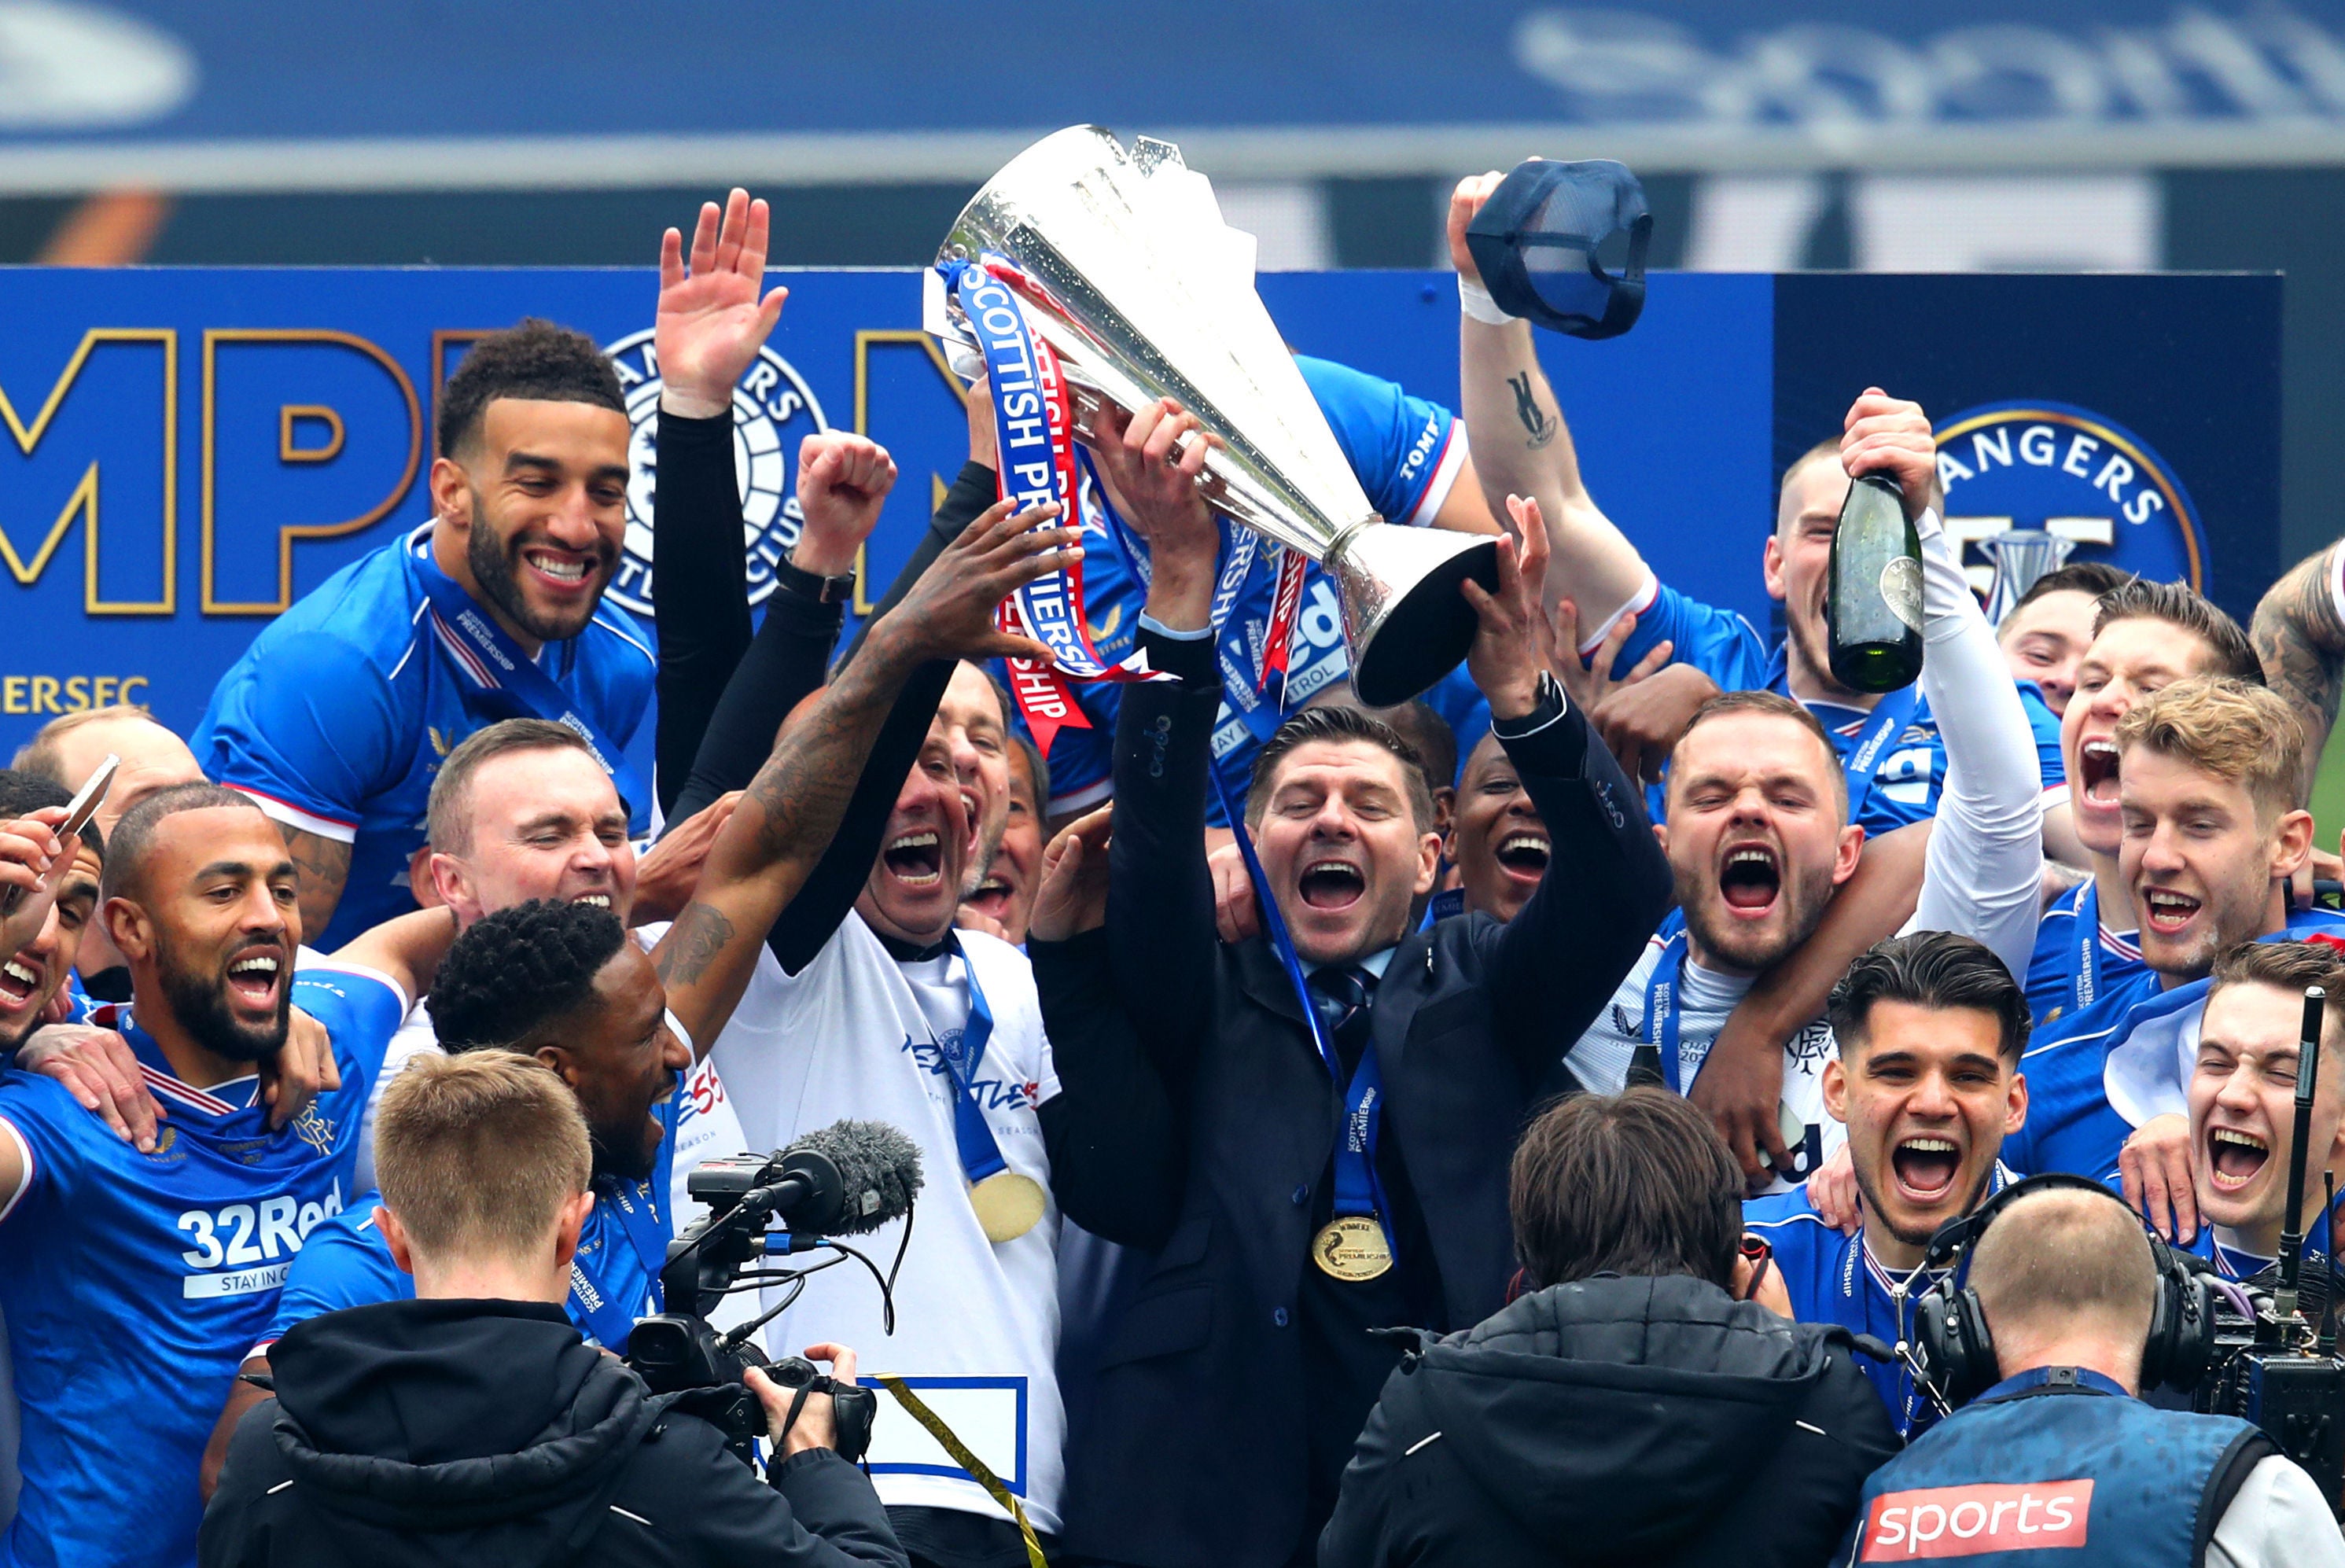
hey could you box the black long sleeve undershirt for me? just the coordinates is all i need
[652,410,757,820]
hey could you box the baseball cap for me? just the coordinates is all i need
[1465,158,1651,340]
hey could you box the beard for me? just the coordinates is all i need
[1787,605,1865,701]
[466,500,610,644]
[1677,854,1839,975]
[155,929,289,1064]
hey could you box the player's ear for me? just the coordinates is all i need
[427,455,473,529]
[2005,1069,2029,1136]
[532,1041,576,1089]
[1822,1054,1850,1123]
[101,896,149,962]
[551,1188,593,1271]
[377,1205,416,1276]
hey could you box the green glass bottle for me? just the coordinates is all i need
[1825,472,1924,694]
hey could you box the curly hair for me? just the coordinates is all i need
[436,318,626,459]
[430,898,628,1051]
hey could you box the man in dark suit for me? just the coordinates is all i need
[1026,399,1675,1568]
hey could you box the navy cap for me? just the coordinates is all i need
[1465,158,1651,340]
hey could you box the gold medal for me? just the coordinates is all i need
[1311,1215,1393,1281]
[968,1172,1047,1242]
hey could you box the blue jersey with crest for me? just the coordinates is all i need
[1743,1166,2012,1440]
[1014,355,1465,821]
[0,966,403,1568]
[191,525,655,948]
[258,1090,688,1352]
[2011,911,2345,1182]
[2024,880,2149,1029]
[1603,583,2065,834]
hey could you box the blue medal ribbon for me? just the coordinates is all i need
[930,937,1014,1187]
[1206,767,1393,1245]
[572,1171,671,1349]
[410,540,647,818]
[2074,881,2104,1014]
[1639,931,1692,1094]
[1837,684,1922,823]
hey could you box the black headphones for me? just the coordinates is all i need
[1910,1173,2217,1408]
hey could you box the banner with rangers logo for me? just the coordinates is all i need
[0,267,2281,767]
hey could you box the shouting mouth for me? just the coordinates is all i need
[225,949,284,1011]
[0,956,40,1011]
[1493,831,1552,884]
[2141,885,2203,937]
[1718,844,1783,918]
[2207,1125,2271,1191]
[571,892,613,911]
[1890,1134,1962,1203]
[2078,738,2120,808]
[1298,859,1366,912]
[883,830,944,891]
[964,874,1014,921]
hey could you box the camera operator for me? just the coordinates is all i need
[1845,1182,2343,1566]
[1317,1088,1898,1568]
[201,1050,906,1567]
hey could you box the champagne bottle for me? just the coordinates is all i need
[1825,472,1924,693]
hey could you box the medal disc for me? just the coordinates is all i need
[968,1172,1047,1242]
[1311,1215,1393,1281]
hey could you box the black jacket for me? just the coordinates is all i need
[198,1299,906,1568]
[1319,1275,1902,1568]
[1030,643,1674,1568]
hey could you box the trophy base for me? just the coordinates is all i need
[1342,533,1503,709]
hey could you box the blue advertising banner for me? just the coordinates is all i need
[0,265,2277,779]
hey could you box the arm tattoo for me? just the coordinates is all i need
[2251,543,2345,789]
[1506,370,1558,451]
[741,647,900,868]
[655,900,736,988]
[280,827,351,936]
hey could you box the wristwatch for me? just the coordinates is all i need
[774,554,857,606]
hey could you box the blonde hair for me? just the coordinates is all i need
[2114,675,2305,821]
[374,1051,591,1262]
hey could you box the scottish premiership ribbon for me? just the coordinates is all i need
[1639,930,1692,1094]
[2072,881,2104,1014]
[1206,765,1393,1250]
[410,537,648,817]
[1837,684,1922,823]
[944,257,1162,753]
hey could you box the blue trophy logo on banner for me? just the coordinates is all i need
[601,326,830,618]
[1932,399,2207,602]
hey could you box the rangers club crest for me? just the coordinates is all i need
[1933,400,2205,598]
[601,329,833,619]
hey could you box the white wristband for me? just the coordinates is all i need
[1458,276,1517,327]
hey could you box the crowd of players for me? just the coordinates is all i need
[1,179,2343,1567]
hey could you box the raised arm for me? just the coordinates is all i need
[652,505,1076,1051]
[2251,539,2345,801]
[1841,392,2044,979]
[1468,521,1673,1072]
[326,905,462,1013]
[650,188,784,815]
[1450,174,1649,628]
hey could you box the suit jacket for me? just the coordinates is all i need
[1033,656,1673,1568]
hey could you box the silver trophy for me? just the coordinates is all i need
[934,126,1499,708]
[1982,528,2078,627]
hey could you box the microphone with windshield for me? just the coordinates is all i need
[626,1121,927,1460]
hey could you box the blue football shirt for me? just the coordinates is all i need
[1744,1165,2012,1439]
[1607,584,2066,834]
[0,965,403,1568]
[256,1086,690,1360]
[1012,355,1467,821]
[2024,880,2148,1029]
[2010,911,2345,1182]
[191,524,655,948]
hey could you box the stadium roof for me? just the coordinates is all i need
[7,0,2345,192]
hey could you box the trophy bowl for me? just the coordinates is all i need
[937,126,1499,710]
